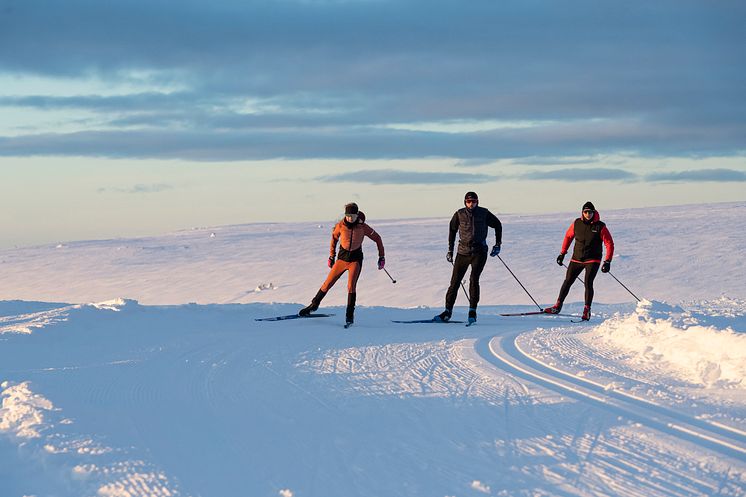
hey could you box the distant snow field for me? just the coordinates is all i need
[1,202,745,497]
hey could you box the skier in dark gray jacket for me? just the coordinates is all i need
[435,191,502,325]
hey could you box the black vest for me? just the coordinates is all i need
[456,207,490,255]
[572,218,606,262]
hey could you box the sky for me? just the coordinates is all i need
[1,0,745,248]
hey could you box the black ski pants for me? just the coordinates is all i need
[557,261,600,306]
[445,249,488,311]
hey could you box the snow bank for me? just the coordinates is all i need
[592,299,746,388]
[0,381,55,438]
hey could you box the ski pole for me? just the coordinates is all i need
[608,271,641,302]
[497,255,542,311]
[383,267,397,284]
[449,260,470,301]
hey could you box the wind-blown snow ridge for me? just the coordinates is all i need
[0,299,135,335]
[0,380,183,496]
[594,299,746,388]
[0,381,55,438]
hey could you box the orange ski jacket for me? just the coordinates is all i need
[330,212,385,262]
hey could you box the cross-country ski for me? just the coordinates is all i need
[255,313,335,321]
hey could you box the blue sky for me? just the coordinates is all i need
[1,0,744,247]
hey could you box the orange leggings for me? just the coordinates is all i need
[320,259,362,293]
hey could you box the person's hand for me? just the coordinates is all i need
[490,244,501,257]
[328,256,335,268]
[556,254,565,266]
[446,251,453,263]
[601,261,611,273]
[377,256,385,270]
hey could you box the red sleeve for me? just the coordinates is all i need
[364,224,385,257]
[330,223,340,257]
[560,223,574,254]
[601,226,614,261]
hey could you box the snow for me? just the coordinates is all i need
[0,201,745,496]
[594,299,746,388]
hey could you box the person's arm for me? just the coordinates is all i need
[560,222,575,255]
[329,223,341,258]
[487,210,502,246]
[601,225,614,261]
[448,212,459,252]
[363,224,384,257]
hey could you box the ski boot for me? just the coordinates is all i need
[543,300,563,314]
[468,308,477,326]
[344,292,356,328]
[299,290,326,316]
[434,309,452,323]
[582,305,591,321]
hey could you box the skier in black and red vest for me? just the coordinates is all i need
[544,201,614,321]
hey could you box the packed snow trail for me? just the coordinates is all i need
[482,330,746,459]
[2,301,745,496]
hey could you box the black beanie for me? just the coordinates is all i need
[464,191,478,201]
[344,202,359,215]
[582,201,595,211]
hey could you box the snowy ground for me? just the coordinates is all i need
[1,202,745,497]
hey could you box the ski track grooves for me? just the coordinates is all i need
[476,331,746,460]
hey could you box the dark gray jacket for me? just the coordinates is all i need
[449,206,502,255]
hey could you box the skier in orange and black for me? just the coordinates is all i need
[544,201,614,321]
[299,202,385,327]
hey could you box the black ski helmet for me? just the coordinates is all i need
[582,201,595,212]
[464,191,478,205]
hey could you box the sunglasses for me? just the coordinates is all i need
[465,199,478,204]
[583,209,595,214]
[345,213,358,219]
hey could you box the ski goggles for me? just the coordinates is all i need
[582,209,595,215]
[344,213,358,221]
[465,199,478,204]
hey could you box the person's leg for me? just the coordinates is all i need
[583,263,601,306]
[320,260,349,293]
[300,260,347,315]
[467,250,488,311]
[558,261,584,303]
[582,263,600,320]
[346,292,356,324]
[444,253,470,311]
[345,262,362,323]
[546,262,584,313]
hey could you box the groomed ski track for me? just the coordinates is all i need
[478,329,746,460]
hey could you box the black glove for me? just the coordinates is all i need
[328,256,335,268]
[601,261,611,273]
[489,244,501,257]
[556,254,565,266]
[377,256,385,270]
[446,251,453,263]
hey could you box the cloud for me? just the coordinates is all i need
[0,1,744,160]
[317,169,497,185]
[453,158,499,168]
[520,168,639,182]
[644,168,746,182]
[98,183,174,194]
[2,119,743,161]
